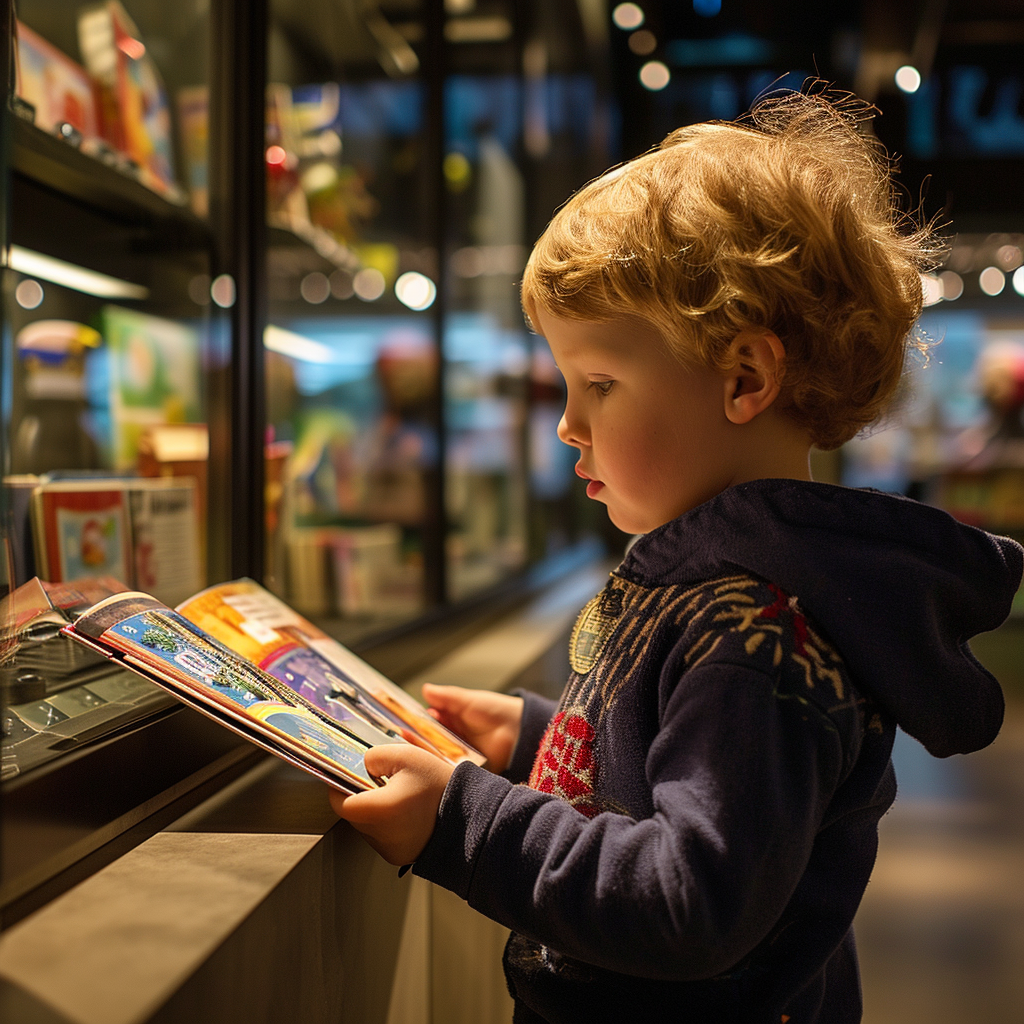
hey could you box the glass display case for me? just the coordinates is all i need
[260,0,615,638]
[1,0,612,928]
[263,0,440,630]
[0,0,258,926]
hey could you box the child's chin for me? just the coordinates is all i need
[606,507,648,535]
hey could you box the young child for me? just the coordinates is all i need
[332,91,1024,1023]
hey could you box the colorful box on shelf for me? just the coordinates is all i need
[14,20,100,144]
[77,1,181,200]
[13,9,186,204]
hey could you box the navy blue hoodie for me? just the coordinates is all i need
[413,480,1023,1023]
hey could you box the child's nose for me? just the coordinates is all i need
[557,408,589,447]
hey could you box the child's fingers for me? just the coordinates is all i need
[327,786,350,818]
[335,783,396,825]
[421,683,470,712]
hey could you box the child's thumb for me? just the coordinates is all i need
[363,742,437,780]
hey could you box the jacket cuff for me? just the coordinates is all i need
[502,690,557,784]
[413,760,514,900]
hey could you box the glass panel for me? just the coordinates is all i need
[520,1,621,562]
[2,0,217,781]
[264,0,435,639]
[443,4,531,601]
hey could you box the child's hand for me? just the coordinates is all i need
[422,683,523,774]
[330,745,455,866]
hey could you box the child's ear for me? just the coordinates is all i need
[722,329,785,425]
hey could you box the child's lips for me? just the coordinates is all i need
[576,465,604,498]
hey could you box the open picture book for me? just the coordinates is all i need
[58,578,485,793]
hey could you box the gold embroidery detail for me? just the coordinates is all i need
[569,585,625,674]
[745,631,766,655]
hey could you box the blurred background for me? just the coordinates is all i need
[2,1,1023,1020]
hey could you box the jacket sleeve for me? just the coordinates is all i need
[501,689,558,784]
[413,659,848,982]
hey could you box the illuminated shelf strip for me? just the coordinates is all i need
[6,245,150,300]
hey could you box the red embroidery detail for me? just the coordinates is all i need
[528,710,600,817]
[760,583,808,654]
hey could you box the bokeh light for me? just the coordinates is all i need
[15,279,44,309]
[211,273,236,308]
[628,30,657,56]
[443,152,472,191]
[939,270,964,301]
[300,272,330,304]
[894,65,922,93]
[639,60,670,91]
[353,267,386,302]
[330,269,354,299]
[920,273,943,306]
[612,3,644,30]
[1012,266,1024,296]
[395,272,437,311]
[693,0,721,16]
[979,266,1006,296]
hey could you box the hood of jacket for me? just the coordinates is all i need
[616,478,1023,758]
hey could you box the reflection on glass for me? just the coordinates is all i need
[263,5,434,631]
[443,72,531,600]
[265,317,435,624]
[1,0,216,784]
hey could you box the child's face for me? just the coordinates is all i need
[538,310,742,535]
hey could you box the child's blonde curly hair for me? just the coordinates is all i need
[521,89,944,450]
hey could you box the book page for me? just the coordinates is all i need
[70,592,383,791]
[177,579,485,765]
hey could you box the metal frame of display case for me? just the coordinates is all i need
[0,0,613,930]
[209,0,268,584]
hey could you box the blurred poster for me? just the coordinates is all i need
[101,306,201,471]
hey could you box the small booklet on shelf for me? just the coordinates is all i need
[59,578,484,794]
[30,476,203,608]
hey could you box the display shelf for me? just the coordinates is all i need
[267,221,360,270]
[11,118,209,244]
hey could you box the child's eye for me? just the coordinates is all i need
[588,380,614,396]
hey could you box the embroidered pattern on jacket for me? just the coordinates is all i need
[528,573,858,813]
[569,584,626,674]
[527,707,599,817]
